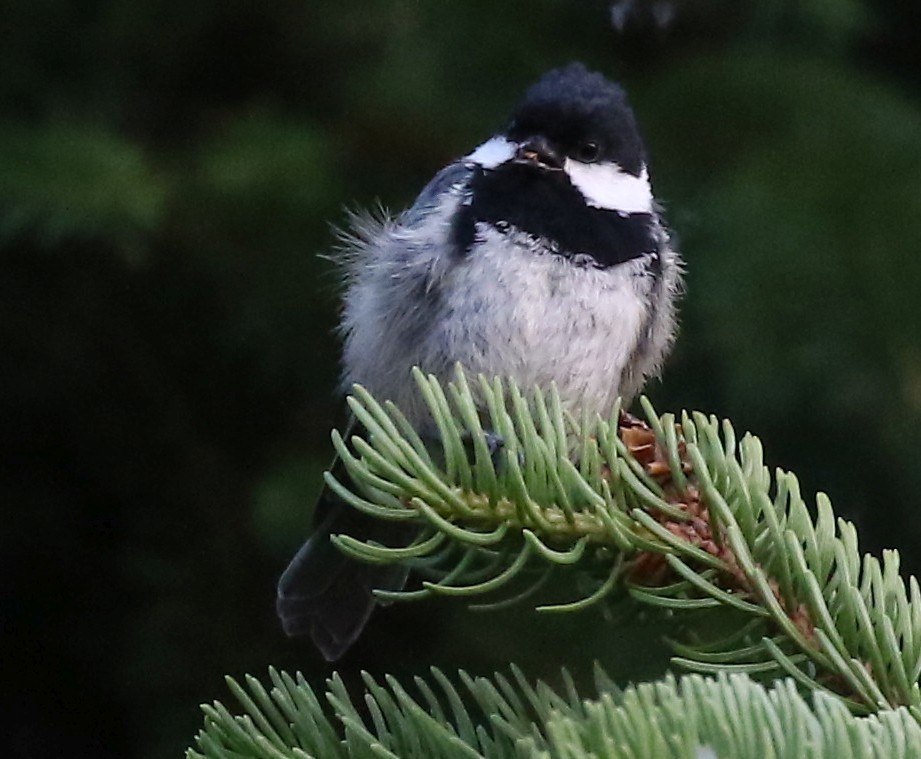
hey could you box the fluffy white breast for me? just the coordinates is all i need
[428,224,651,420]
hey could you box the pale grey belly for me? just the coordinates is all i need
[401,257,648,424]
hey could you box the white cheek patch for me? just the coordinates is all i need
[564,160,653,214]
[465,136,517,169]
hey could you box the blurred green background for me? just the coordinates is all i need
[5,1,921,756]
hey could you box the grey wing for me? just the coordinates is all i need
[399,161,473,227]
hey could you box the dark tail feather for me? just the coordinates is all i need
[276,454,413,661]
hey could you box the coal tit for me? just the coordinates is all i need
[277,63,682,660]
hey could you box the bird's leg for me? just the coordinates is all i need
[420,429,510,471]
[461,429,507,469]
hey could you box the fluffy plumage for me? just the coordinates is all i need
[277,62,682,660]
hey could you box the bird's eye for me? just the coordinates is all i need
[575,142,601,163]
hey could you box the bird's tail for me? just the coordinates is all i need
[276,453,413,661]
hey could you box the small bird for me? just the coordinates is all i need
[277,62,682,660]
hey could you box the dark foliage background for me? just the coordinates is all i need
[4,1,921,756]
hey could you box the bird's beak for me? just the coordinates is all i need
[514,136,564,171]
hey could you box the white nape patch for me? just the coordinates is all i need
[565,160,653,214]
[465,136,517,169]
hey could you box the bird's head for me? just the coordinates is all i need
[458,63,656,266]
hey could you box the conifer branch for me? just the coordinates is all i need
[188,667,921,758]
[322,366,921,717]
[188,368,921,755]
